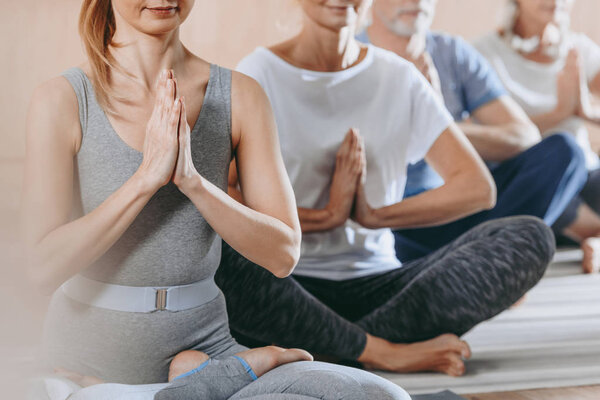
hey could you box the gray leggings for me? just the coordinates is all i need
[215,216,554,360]
[64,361,409,400]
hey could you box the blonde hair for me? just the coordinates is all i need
[78,0,123,113]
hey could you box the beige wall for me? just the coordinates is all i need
[1,0,600,393]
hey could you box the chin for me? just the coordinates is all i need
[139,19,181,35]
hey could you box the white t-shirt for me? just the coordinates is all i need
[237,45,453,280]
[474,32,600,170]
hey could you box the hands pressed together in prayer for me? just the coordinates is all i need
[326,128,378,229]
[556,48,600,124]
[138,69,200,195]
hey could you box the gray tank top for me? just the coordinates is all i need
[62,65,232,287]
[42,65,244,384]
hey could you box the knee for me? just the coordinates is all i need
[507,216,555,281]
[539,133,587,174]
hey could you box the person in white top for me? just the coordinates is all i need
[216,0,554,375]
[475,0,600,273]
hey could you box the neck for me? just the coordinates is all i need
[109,25,187,90]
[292,16,362,71]
[512,16,548,40]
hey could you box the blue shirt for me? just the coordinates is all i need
[357,31,506,197]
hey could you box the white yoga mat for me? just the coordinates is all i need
[376,248,600,395]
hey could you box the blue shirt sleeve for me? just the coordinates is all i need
[451,35,507,114]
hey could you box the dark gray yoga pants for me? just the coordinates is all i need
[215,216,555,360]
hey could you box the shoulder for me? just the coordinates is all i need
[472,32,502,56]
[31,74,79,113]
[231,70,273,129]
[236,47,273,81]
[428,31,463,50]
[30,73,80,129]
[369,44,417,75]
[231,69,268,101]
[28,72,82,151]
[429,31,485,62]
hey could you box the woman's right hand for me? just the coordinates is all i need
[326,128,365,225]
[137,69,182,191]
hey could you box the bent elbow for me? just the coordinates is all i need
[477,176,497,210]
[271,233,301,279]
[515,122,541,151]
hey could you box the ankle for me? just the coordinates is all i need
[357,334,393,365]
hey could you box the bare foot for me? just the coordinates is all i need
[168,351,210,382]
[54,367,105,387]
[235,346,313,376]
[511,294,527,308]
[358,334,471,376]
[168,346,313,382]
[582,237,600,274]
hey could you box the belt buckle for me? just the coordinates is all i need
[155,288,168,311]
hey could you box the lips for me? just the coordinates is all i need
[326,5,351,13]
[146,6,177,11]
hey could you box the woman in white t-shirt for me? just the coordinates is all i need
[216,0,554,376]
[475,0,600,273]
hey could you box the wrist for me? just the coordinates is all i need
[362,207,381,229]
[132,170,161,198]
[554,103,574,122]
[176,172,204,197]
[325,201,347,228]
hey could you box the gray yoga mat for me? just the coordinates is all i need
[378,248,600,395]
[411,390,466,399]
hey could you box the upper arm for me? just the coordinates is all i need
[470,95,533,127]
[21,77,80,249]
[230,71,300,233]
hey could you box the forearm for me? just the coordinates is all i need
[183,175,300,278]
[459,121,540,162]
[368,175,496,230]
[298,206,346,233]
[25,172,156,294]
[530,107,571,134]
[231,184,347,234]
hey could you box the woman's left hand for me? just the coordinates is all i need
[173,96,200,193]
[352,182,378,229]
[351,151,379,229]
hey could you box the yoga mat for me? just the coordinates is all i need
[412,390,466,399]
[377,248,600,395]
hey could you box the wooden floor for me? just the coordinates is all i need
[464,385,600,400]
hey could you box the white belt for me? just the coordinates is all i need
[61,274,220,313]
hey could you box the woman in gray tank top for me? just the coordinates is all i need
[22,0,410,399]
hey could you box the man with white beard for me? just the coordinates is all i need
[359,0,588,261]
